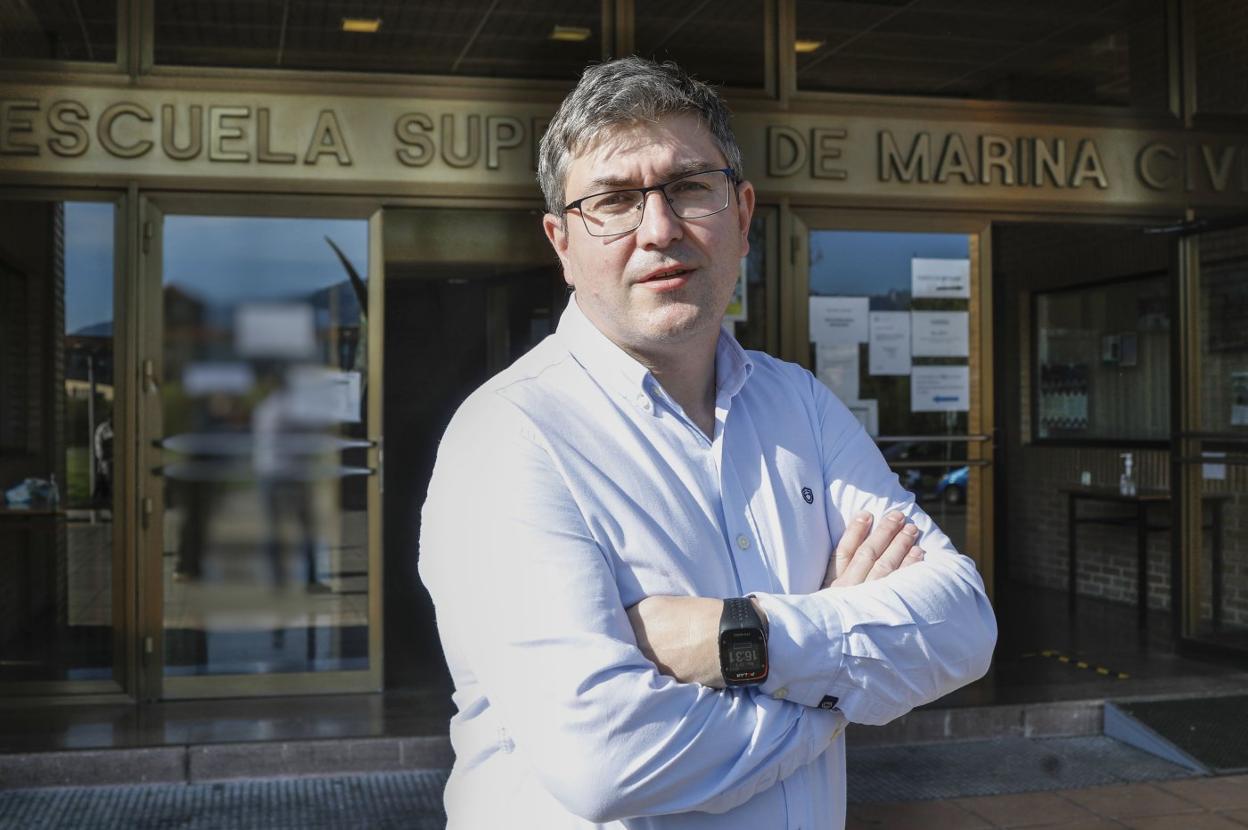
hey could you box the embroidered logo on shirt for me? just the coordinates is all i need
[801,487,814,504]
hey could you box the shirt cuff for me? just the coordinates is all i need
[751,590,849,710]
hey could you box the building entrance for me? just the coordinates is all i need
[380,206,564,689]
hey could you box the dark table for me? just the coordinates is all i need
[1062,486,1228,630]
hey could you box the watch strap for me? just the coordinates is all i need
[720,597,766,638]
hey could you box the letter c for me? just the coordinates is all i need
[1137,143,1177,190]
[99,102,154,158]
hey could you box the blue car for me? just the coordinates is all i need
[934,466,968,505]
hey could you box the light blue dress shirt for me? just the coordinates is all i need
[419,296,997,829]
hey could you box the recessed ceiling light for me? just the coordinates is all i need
[794,39,825,54]
[550,25,592,42]
[342,18,382,33]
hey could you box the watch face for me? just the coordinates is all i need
[719,628,767,685]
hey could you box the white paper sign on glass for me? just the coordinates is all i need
[846,398,879,437]
[868,311,911,375]
[235,302,317,360]
[809,296,869,346]
[816,344,860,402]
[911,365,970,412]
[285,367,363,424]
[911,257,970,299]
[182,361,256,396]
[911,311,969,358]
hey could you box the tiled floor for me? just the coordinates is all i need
[847,775,1248,829]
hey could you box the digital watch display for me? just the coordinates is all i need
[719,597,768,686]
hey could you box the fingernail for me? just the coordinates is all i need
[856,512,872,524]
[888,512,904,524]
[903,524,918,536]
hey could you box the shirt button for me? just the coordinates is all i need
[636,394,652,412]
[736,534,750,550]
[772,687,789,701]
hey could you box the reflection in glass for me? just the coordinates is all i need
[160,215,371,676]
[635,0,765,88]
[1,200,115,684]
[808,230,973,555]
[795,0,1168,109]
[154,0,599,80]
[1,0,117,62]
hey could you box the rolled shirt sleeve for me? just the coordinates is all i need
[752,377,997,724]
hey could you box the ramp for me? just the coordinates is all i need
[1105,695,1248,775]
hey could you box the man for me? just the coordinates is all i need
[419,57,996,828]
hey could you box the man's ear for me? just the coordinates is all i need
[542,213,574,287]
[735,180,756,257]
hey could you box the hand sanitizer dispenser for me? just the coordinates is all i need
[1119,453,1136,497]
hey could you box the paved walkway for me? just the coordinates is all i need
[849,775,1248,829]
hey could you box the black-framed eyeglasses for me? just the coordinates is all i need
[562,168,740,238]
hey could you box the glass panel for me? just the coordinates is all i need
[1193,225,1248,648]
[635,0,765,88]
[808,229,973,555]
[382,207,564,687]
[1,200,116,684]
[1194,0,1248,116]
[0,0,117,62]
[795,0,1168,109]
[1033,275,1170,441]
[154,0,600,80]
[159,215,370,677]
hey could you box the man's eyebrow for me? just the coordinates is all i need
[584,160,721,192]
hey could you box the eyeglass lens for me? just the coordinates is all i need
[580,170,731,236]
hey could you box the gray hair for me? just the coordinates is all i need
[537,57,744,216]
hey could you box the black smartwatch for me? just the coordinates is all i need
[719,597,768,687]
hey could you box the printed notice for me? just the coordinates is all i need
[816,344,859,402]
[912,258,970,299]
[911,311,969,358]
[868,311,911,375]
[809,296,869,346]
[846,398,879,437]
[911,366,969,412]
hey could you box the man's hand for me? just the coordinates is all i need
[627,512,923,686]
[822,511,924,588]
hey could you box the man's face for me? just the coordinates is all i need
[543,113,756,358]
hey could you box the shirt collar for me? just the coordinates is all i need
[557,293,754,408]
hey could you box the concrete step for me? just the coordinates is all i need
[0,699,1106,790]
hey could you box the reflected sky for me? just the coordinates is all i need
[65,202,115,335]
[810,231,969,298]
[164,216,368,306]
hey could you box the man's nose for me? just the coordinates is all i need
[633,188,683,248]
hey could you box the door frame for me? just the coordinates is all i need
[136,192,385,700]
[1172,215,1248,658]
[783,207,996,598]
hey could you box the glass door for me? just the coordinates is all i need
[793,213,994,586]
[138,197,383,698]
[1176,219,1248,656]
